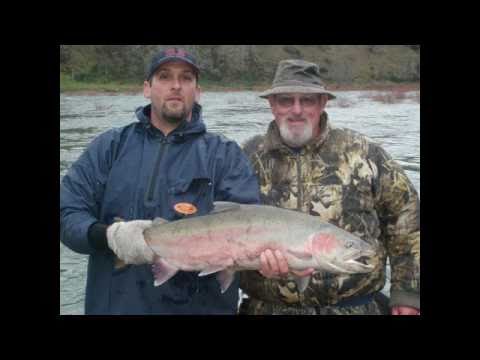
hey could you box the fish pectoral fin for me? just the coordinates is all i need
[152,257,179,287]
[337,275,348,289]
[286,249,313,260]
[293,275,311,293]
[216,269,236,294]
[152,217,169,226]
[198,266,227,277]
[210,201,241,215]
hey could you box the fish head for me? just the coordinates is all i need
[308,230,377,274]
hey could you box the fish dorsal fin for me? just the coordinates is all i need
[210,201,242,215]
[152,217,169,226]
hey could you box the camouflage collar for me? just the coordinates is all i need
[264,112,331,154]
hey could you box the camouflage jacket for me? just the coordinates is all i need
[240,113,420,311]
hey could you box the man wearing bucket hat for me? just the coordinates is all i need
[239,59,420,315]
[60,48,260,314]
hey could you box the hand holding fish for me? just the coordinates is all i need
[259,249,315,279]
[107,219,155,265]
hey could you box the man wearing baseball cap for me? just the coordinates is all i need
[60,48,260,314]
[240,59,420,315]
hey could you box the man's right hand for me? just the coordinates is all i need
[106,220,155,265]
[259,249,314,279]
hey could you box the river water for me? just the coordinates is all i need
[60,90,420,315]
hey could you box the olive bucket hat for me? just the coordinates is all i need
[259,59,336,100]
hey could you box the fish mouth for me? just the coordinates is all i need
[353,256,371,266]
[345,256,375,272]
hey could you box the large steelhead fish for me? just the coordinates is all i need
[142,202,377,293]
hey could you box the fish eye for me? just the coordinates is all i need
[345,240,353,248]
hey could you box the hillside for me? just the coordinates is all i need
[60,45,420,89]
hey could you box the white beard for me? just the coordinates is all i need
[278,121,314,148]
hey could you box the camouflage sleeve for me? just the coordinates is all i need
[372,144,420,309]
[239,271,290,304]
[242,135,272,205]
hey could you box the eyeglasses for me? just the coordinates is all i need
[274,94,321,108]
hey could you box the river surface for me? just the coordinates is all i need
[60,90,420,315]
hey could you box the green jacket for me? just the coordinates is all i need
[240,113,420,311]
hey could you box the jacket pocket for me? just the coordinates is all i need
[168,177,213,216]
[306,184,343,221]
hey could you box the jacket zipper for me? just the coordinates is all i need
[146,137,168,202]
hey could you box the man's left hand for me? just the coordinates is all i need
[106,219,154,265]
[391,306,420,315]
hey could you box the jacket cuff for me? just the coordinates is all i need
[389,290,420,310]
[88,222,109,251]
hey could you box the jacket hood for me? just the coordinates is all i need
[135,102,206,142]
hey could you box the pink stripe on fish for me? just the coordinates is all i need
[171,226,272,262]
[311,233,338,254]
[176,226,266,245]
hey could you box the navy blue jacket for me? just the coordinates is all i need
[60,103,260,314]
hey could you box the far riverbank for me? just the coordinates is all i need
[60,77,420,96]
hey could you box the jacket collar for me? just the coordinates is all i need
[264,111,331,154]
[135,102,206,142]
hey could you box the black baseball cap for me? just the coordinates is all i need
[146,48,200,80]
